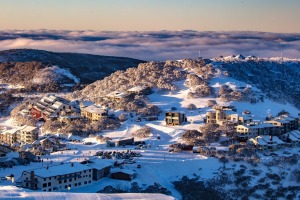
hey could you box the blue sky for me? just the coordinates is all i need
[0,0,299,32]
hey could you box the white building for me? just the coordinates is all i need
[17,162,93,192]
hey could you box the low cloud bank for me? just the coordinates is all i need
[0,30,299,60]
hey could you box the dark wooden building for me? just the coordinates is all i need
[110,169,136,181]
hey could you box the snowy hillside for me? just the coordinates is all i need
[2,58,300,199]
[0,49,145,84]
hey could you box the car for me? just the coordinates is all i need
[83,142,92,145]
[0,177,6,181]
[123,159,135,164]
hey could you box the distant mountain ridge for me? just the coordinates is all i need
[0,49,145,84]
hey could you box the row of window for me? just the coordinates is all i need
[42,180,92,192]
[42,170,92,181]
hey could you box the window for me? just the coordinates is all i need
[44,178,46,181]
[84,181,87,184]
[64,180,67,183]
[78,182,81,186]
[43,183,47,188]
[69,178,72,182]
[65,185,68,189]
[49,177,51,180]
[59,181,62,184]
[48,182,51,186]
[88,180,91,183]
[49,189,51,192]
[89,175,91,177]
[75,183,77,186]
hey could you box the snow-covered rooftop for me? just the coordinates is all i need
[0,186,175,200]
[24,163,92,178]
[127,86,148,92]
[86,158,112,170]
[110,169,136,175]
[83,105,107,114]
[21,126,37,132]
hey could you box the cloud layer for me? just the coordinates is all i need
[0,30,299,61]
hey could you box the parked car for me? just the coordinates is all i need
[123,158,135,164]
[83,142,92,145]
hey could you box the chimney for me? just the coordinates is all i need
[30,171,35,190]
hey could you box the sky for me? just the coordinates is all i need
[0,0,300,60]
[0,0,300,33]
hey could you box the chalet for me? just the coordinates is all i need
[105,91,131,102]
[165,112,187,126]
[110,169,136,181]
[247,135,284,151]
[30,95,75,121]
[280,130,300,146]
[17,162,93,191]
[114,137,134,147]
[127,86,152,95]
[81,105,108,121]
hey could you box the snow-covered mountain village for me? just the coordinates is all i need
[0,55,299,200]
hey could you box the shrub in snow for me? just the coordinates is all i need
[200,124,220,142]
[187,103,197,110]
[181,130,202,144]
[132,126,153,138]
[12,115,36,127]
[186,74,203,87]
[96,135,112,143]
[118,113,128,122]
[187,84,214,98]
[206,100,217,107]
[137,104,162,117]
[291,169,300,183]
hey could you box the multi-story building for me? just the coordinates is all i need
[0,128,19,145]
[17,163,93,192]
[165,112,187,125]
[247,135,285,151]
[235,123,279,141]
[30,95,75,120]
[265,116,299,134]
[0,126,38,145]
[205,105,238,125]
[18,126,38,144]
[81,105,108,121]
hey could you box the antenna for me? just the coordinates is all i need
[198,50,202,59]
